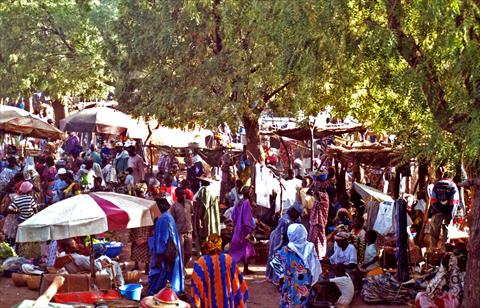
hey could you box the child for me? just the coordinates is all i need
[360,230,383,276]
[329,264,354,307]
[351,216,366,264]
[125,167,135,186]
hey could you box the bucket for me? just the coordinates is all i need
[119,283,143,301]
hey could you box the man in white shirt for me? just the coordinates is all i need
[329,231,358,268]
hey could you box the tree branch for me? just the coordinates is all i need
[385,0,468,133]
[212,0,223,55]
[39,5,76,56]
[263,81,290,103]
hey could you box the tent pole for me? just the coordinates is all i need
[90,236,96,280]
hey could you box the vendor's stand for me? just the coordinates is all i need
[0,105,63,139]
[15,192,160,305]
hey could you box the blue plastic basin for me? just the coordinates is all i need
[119,283,143,301]
[105,243,123,258]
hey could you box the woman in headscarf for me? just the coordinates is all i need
[270,223,321,308]
[190,234,249,308]
[265,202,303,284]
[147,197,184,295]
[229,186,256,275]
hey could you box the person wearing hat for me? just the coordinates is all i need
[328,231,357,269]
[8,181,38,223]
[8,181,40,258]
[194,176,220,244]
[190,234,249,308]
[51,168,69,202]
[265,202,303,284]
[113,141,130,175]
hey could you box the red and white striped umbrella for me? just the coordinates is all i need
[16,192,160,243]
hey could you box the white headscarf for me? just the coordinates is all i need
[287,223,321,284]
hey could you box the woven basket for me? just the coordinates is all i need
[12,273,29,287]
[26,275,42,290]
[124,270,141,284]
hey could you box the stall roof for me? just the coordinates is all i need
[156,145,242,167]
[326,140,402,167]
[261,124,366,140]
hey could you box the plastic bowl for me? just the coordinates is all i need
[105,243,123,258]
[119,283,143,301]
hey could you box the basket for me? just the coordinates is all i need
[124,270,141,284]
[12,273,29,287]
[26,275,42,290]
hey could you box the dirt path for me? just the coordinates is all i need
[1,265,406,307]
[0,276,39,307]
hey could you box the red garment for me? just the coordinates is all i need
[185,188,194,201]
[308,192,329,258]
[160,186,177,201]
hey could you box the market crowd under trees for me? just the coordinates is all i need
[2,0,480,306]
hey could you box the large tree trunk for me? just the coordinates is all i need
[418,162,429,194]
[242,112,263,164]
[464,179,480,308]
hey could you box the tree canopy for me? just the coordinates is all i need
[0,0,117,100]
[114,0,347,159]
[291,0,480,168]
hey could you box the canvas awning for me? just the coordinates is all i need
[261,124,366,140]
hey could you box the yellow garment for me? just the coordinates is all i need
[300,188,315,210]
[366,266,384,276]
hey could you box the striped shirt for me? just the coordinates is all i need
[8,195,37,221]
[191,253,248,308]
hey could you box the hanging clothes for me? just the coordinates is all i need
[373,201,395,235]
[396,199,410,282]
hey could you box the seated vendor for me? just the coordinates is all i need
[360,230,383,276]
[329,231,357,269]
[55,238,124,286]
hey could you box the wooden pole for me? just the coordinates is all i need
[310,127,315,171]
[33,276,65,307]
[90,236,96,279]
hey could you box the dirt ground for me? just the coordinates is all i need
[0,264,407,307]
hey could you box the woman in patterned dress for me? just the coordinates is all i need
[271,224,321,307]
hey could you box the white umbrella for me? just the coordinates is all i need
[16,192,160,243]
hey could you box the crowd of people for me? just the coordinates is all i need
[0,133,254,307]
[0,130,467,307]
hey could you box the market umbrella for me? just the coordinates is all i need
[353,182,394,202]
[0,105,63,139]
[16,192,160,243]
[59,107,143,136]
